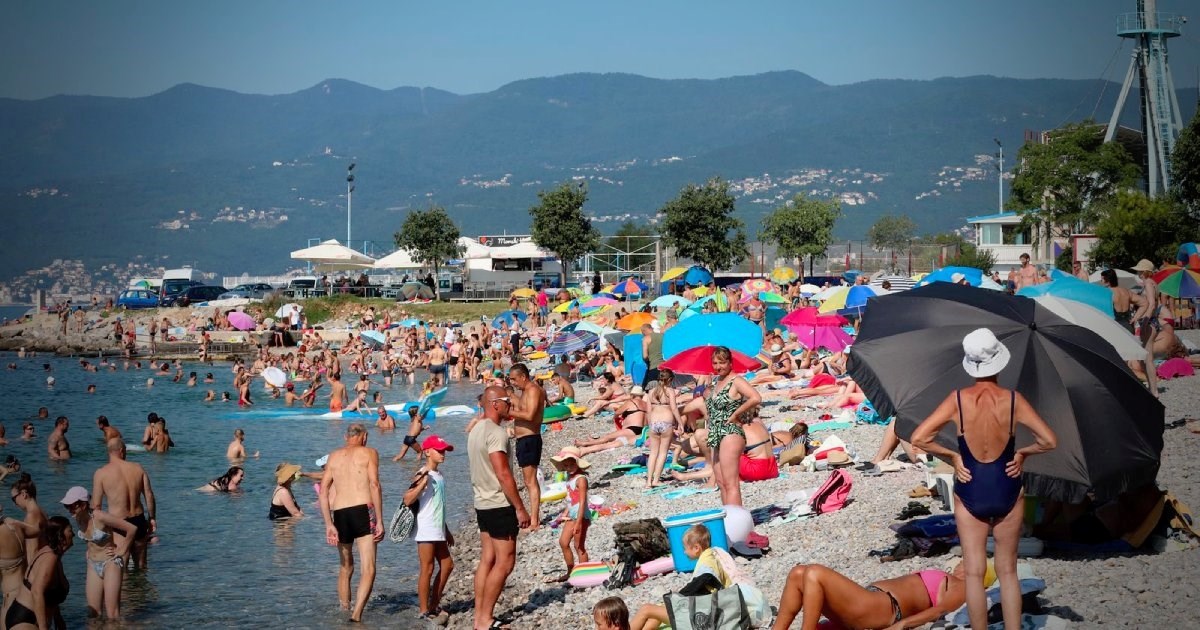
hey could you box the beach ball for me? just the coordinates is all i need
[723,504,754,544]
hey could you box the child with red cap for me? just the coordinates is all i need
[402,435,455,624]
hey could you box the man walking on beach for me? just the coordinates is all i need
[507,363,546,531]
[319,423,383,623]
[92,438,157,568]
[469,385,530,630]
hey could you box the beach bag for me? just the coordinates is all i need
[809,469,852,514]
[778,442,807,467]
[388,502,416,542]
[612,518,671,563]
[664,585,750,630]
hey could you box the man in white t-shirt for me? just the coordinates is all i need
[403,435,455,622]
[468,385,530,630]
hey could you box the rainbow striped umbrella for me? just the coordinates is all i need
[742,278,772,294]
[1156,267,1200,298]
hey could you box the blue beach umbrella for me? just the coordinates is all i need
[917,266,984,287]
[546,330,599,355]
[1017,275,1114,317]
[360,330,386,349]
[684,266,714,286]
[650,295,691,308]
[663,312,763,359]
[492,310,527,328]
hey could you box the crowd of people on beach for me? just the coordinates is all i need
[3,254,1195,629]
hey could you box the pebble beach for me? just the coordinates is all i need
[432,334,1200,629]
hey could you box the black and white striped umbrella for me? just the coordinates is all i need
[869,275,915,291]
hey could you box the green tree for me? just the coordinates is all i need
[529,181,602,284]
[944,246,998,274]
[1170,111,1200,218]
[393,205,463,299]
[866,213,917,270]
[1090,190,1196,269]
[600,221,657,273]
[759,193,841,276]
[659,177,748,272]
[1008,120,1140,241]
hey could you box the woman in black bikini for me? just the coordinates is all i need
[198,466,244,493]
[269,464,304,520]
[5,516,71,630]
[575,387,648,456]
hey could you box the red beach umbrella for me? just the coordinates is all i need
[658,345,762,376]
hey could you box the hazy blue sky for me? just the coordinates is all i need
[2,0,1198,99]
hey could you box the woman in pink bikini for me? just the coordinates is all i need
[772,561,971,630]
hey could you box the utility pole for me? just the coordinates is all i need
[994,138,1004,213]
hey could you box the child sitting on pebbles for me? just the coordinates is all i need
[630,524,770,629]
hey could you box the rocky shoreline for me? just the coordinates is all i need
[426,354,1200,629]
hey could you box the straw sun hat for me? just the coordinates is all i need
[550,446,591,470]
[961,328,1010,378]
[275,462,302,485]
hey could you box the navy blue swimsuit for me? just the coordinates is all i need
[954,390,1021,522]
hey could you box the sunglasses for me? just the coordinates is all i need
[489,397,511,404]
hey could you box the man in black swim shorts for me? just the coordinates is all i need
[468,386,530,630]
[506,364,547,531]
[319,423,383,623]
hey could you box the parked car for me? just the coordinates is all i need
[218,283,276,300]
[160,280,203,305]
[116,289,160,310]
[164,285,226,307]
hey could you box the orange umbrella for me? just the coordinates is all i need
[616,312,655,331]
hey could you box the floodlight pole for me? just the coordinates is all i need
[346,163,356,245]
[994,138,1004,214]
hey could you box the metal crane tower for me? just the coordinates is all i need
[1104,0,1186,196]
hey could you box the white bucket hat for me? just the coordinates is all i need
[961,328,1010,378]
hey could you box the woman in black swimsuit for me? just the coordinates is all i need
[574,387,649,456]
[269,464,304,520]
[6,515,71,630]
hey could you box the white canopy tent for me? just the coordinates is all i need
[290,239,375,271]
[457,237,493,260]
[373,248,422,270]
[489,241,553,260]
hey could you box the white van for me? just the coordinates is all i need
[160,268,207,303]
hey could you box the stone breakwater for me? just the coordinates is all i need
[426,354,1200,629]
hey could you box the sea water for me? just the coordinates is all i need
[0,354,478,628]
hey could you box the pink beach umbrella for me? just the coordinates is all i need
[584,296,620,308]
[791,325,854,352]
[227,311,256,331]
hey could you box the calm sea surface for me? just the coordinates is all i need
[0,353,478,628]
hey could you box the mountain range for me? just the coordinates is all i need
[1,71,1195,280]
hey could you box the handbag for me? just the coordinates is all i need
[388,501,417,542]
[664,585,750,630]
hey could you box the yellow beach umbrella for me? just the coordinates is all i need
[511,288,536,299]
[553,301,574,313]
[692,286,710,297]
[662,267,688,281]
[770,266,798,284]
[817,287,850,313]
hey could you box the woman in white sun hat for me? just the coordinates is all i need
[911,328,1057,630]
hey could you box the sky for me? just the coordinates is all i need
[2,0,1199,99]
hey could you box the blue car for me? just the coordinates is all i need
[117,289,160,309]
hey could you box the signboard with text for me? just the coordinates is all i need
[477,235,530,247]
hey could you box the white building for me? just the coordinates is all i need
[965,211,1047,270]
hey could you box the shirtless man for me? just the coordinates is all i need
[226,428,258,461]
[328,373,348,413]
[375,406,396,432]
[97,416,122,442]
[1014,253,1038,290]
[506,363,546,531]
[427,344,448,388]
[92,438,157,569]
[284,383,300,406]
[48,416,71,460]
[319,423,383,623]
